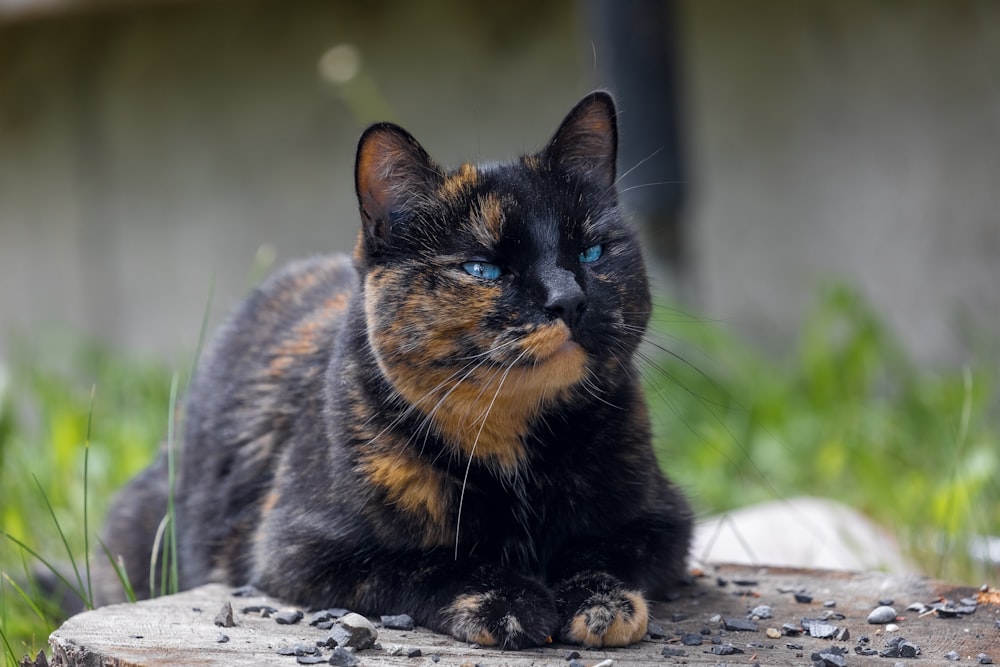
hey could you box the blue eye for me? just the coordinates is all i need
[462,260,502,280]
[579,244,603,264]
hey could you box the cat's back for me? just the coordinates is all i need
[181,254,356,488]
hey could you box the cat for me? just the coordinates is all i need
[95,91,694,650]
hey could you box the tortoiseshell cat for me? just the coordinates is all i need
[96,92,693,649]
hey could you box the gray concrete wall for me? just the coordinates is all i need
[0,0,586,364]
[2,0,998,368]
[681,0,1000,364]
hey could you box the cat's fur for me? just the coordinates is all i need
[95,92,693,649]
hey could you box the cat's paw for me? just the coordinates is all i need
[556,572,649,648]
[441,578,558,649]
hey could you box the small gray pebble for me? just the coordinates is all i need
[724,617,759,632]
[794,592,813,603]
[750,605,773,619]
[867,605,897,624]
[275,610,305,625]
[564,650,581,660]
[806,622,837,639]
[296,657,326,665]
[328,613,378,650]
[380,614,415,630]
[945,651,961,661]
[661,646,687,657]
[711,644,744,655]
[405,647,422,658]
[213,602,236,628]
[646,620,666,638]
[328,647,359,667]
[979,654,994,665]
[215,633,229,643]
[567,661,586,667]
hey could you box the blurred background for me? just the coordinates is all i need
[1,0,999,659]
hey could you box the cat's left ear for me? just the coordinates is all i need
[541,91,618,190]
[355,122,442,251]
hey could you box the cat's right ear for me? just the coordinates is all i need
[355,123,441,252]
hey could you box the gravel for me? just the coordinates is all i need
[867,605,897,624]
[213,602,236,628]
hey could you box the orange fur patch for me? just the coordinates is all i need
[470,193,505,247]
[359,451,451,545]
[440,163,478,199]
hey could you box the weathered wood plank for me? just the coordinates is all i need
[49,565,1000,666]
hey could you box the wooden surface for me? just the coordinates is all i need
[49,564,1000,666]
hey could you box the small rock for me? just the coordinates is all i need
[885,623,900,632]
[661,646,687,657]
[592,660,614,667]
[670,612,687,622]
[750,605,773,619]
[275,610,305,625]
[979,654,994,665]
[567,661,586,667]
[834,626,850,641]
[710,644,744,655]
[805,622,838,639]
[276,644,318,656]
[231,584,258,597]
[880,637,921,658]
[646,620,666,638]
[732,578,759,586]
[945,651,961,661]
[405,647,422,658]
[794,592,814,603]
[708,613,722,623]
[723,617,759,632]
[328,647,359,667]
[380,614,415,630]
[681,633,703,646]
[906,602,929,613]
[787,643,804,650]
[327,613,378,650]
[823,600,837,608]
[216,633,230,643]
[867,605,897,624]
[563,650,581,660]
[214,602,236,628]
[879,599,894,606]
[241,604,278,617]
[309,609,349,626]
[812,646,848,667]
[781,622,804,635]
[296,657,326,665]
[766,627,781,639]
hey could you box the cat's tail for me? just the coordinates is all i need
[90,447,172,608]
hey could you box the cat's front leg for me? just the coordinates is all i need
[438,567,559,649]
[554,571,648,648]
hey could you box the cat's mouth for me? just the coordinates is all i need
[518,322,582,363]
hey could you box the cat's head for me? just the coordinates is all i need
[353,92,651,469]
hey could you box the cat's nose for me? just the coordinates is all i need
[542,268,586,327]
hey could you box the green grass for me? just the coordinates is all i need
[0,284,997,663]
[0,331,174,662]
[646,284,1000,584]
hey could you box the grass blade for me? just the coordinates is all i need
[97,539,135,604]
[166,373,180,596]
[0,574,47,628]
[30,475,91,609]
[83,385,95,611]
[0,534,85,607]
[0,576,18,667]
